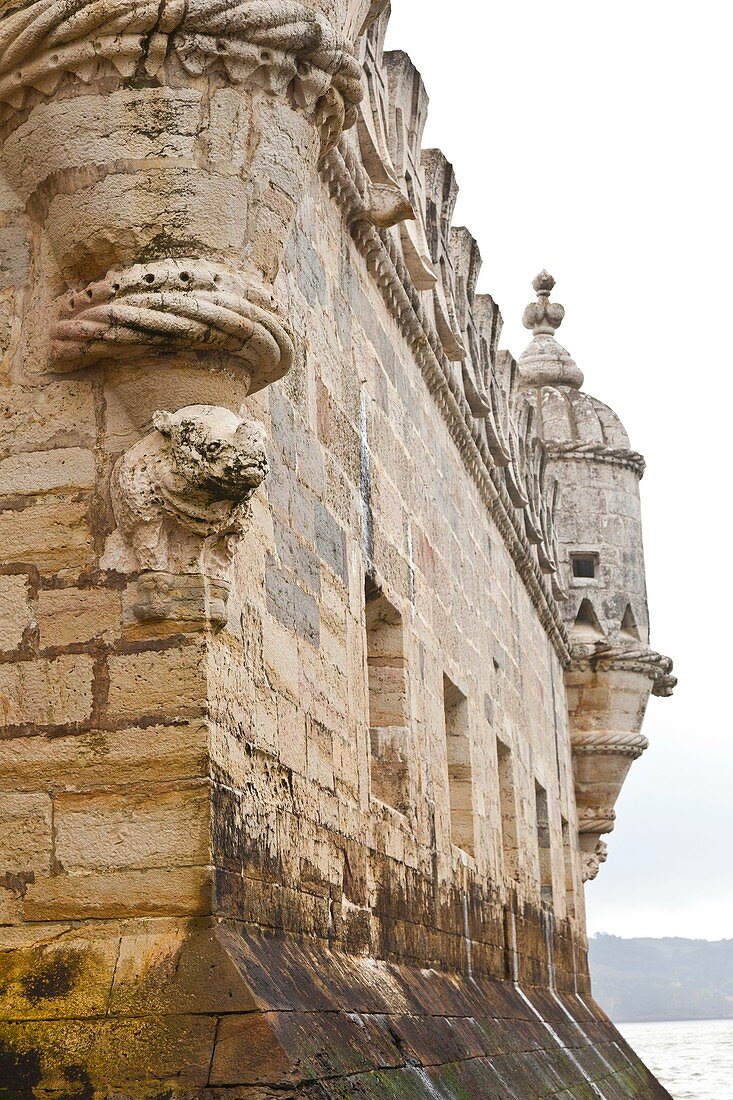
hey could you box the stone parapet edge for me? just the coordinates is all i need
[320,144,571,664]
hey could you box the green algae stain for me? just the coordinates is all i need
[0,1040,41,1100]
[20,952,82,1003]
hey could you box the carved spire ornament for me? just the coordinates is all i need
[517,271,584,389]
[522,270,566,336]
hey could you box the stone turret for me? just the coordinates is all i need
[518,272,676,882]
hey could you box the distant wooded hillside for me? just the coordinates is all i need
[590,934,733,1022]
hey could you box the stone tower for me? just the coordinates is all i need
[517,272,675,882]
[0,2,673,1096]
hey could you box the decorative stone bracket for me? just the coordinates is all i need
[568,641,676,882]
[571,643,677,698]
[102,405,268,629]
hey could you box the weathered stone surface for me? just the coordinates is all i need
[37,586,121,648]
[0,447,95,495]
[0,498,92,572]
[0,655,94,729]
[54,784,211,872]
[106,645,207,723]
[0,573,30,650]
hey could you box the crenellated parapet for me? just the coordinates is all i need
[319,7,569,651]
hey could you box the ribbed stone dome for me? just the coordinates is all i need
[517,272,640,465]
[537,386,631,448]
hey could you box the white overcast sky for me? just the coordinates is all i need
[386,1,732,941]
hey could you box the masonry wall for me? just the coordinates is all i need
[206,182,586,979]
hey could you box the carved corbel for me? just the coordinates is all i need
[566,641,675,884]
[356,10,415,228]
[102,405,268,630]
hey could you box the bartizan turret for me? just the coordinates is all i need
[518,271,676,882]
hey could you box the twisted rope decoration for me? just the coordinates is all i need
[52,259,295,380]
[0,0,363,147]
[571,730,649,758]
[545,440,647,478]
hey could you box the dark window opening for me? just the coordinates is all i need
[497,739,519,881]
[562,818,576,921]
[573,598,604,638]
[621,603,641,640]
[572,554,597,579]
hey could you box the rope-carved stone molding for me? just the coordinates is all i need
[52,259,295,385]
[102,404,268,629]
[571,642,677,697]
[0,0,363,152]
[571,730,650,759]
[577,806,616,836]
[545,441,647,479]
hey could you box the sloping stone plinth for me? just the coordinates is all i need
[0,923,670,1098]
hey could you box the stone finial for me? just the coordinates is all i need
[522,271,566,337]
[517,271,584,390]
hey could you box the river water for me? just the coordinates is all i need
[619,1018,733,1100]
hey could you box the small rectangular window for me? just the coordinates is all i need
[366,581,410,814]
[571,554,597,579]
[535,781,553,906]
[562,818,576,920]
[497,739,519,881]
[443,675,475,856]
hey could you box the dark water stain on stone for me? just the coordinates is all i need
[0,1040,42,1100]
[20,950,82,1002]
[57,1063,94,1100]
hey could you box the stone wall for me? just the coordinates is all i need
[0,1,671,1096]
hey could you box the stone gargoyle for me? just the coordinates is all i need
[103,404,268,628]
